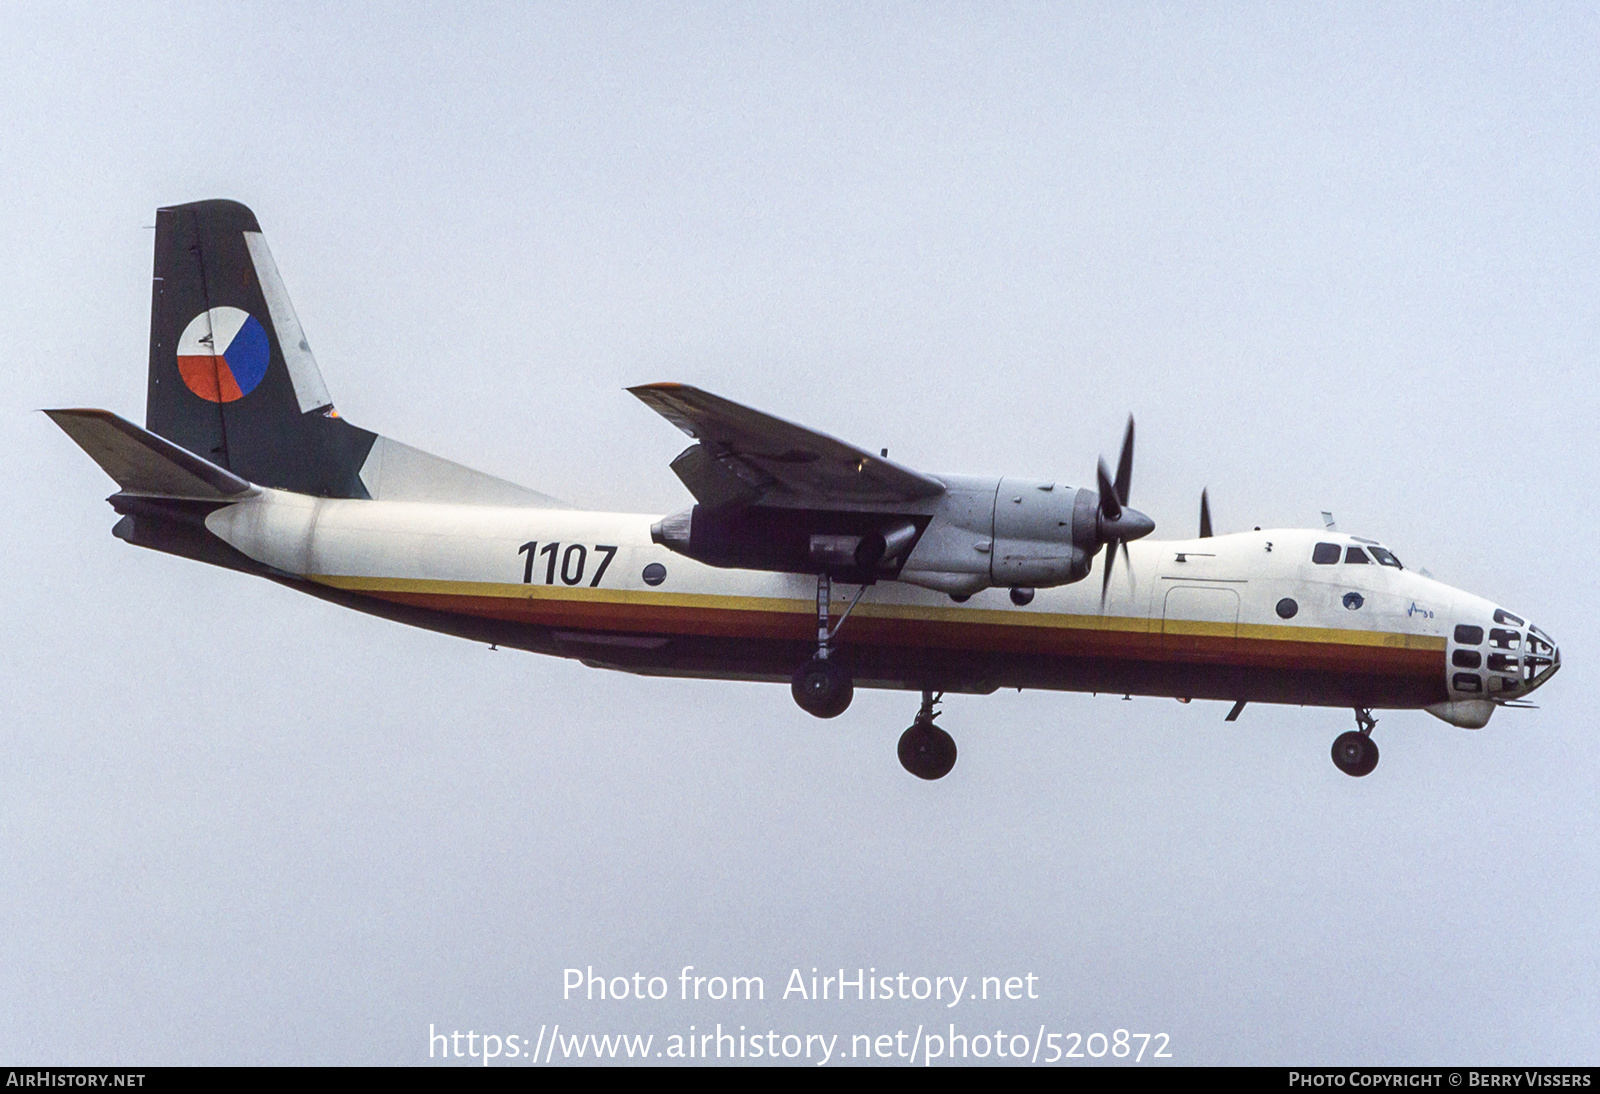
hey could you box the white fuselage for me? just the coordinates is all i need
[200,489,1559,729]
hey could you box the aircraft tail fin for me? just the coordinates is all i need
[146,199,374,495]
[144,200,565,507]
[146,200,376,497]
[46,408,256,499]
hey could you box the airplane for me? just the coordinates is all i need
[48,200,1561,781]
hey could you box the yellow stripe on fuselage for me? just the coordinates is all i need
[309,574,1445,652]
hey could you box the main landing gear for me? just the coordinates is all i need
[790,572,859,719]
[1331,708,1380,777]
[898,690,957,780]
[789,575,959,779]
[791,658,852,718]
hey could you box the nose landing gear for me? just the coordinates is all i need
[898,690,957,780]
[1331,708,1380,777]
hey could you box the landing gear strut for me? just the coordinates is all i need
[898,690,957,780]
[1331,708,1380,777]
[790,572,858,718]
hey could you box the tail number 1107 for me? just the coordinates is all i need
[518,542,618,587]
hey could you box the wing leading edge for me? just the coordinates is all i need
[628,383,945,508]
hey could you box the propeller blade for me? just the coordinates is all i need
[1100,538,1118,607]
[1199,488,1212,538]
[1113,416,1134,505]
[1096,457,1122,521]
[1099,538,1137,609]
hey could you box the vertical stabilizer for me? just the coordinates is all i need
[146,199,376,497]
[143,199,565,507]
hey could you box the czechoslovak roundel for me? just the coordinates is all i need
[175,307,270,403]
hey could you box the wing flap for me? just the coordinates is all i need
[46,408,256,499]
[629,383,945,506]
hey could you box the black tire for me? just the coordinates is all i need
[791,658,853,718]
[898,723,958,780]
[1331,730,1379,777]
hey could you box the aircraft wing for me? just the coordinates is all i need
[629,383,946,507]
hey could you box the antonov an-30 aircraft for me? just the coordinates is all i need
[51,200,1561,780]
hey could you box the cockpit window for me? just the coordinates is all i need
[1368,546,1403,568]
[1345,547,1371,564]
[1312,543,1340,565]
[1453,624,1484,645]
[1494,609,1524,626]
[1488,628,1521,650]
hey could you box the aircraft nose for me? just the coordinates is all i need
[1524,624,1561,693]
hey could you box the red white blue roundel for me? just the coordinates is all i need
[176,307,270,403]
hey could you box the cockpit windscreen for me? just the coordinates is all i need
[1367,546,1403,569]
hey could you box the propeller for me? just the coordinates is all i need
[1199,488,1212,538]
[1095,416,1156,607]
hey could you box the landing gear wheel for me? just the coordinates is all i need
[1331,730,1379,777]
[791,658,853,718]
[898,723,958,780]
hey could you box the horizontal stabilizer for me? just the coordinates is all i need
[46,408,255,499]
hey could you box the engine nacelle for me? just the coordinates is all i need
[650,474,1119,595]
[989,478,1097,587]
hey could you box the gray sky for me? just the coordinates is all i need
[3,2,1596,1065]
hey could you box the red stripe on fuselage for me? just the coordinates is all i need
[355,587,1442,680]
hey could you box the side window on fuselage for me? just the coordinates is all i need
[1312,543,1341,565]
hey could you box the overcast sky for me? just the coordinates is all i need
[3,2,1596,1065]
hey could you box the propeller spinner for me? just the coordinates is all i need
[1095,416,1156,606]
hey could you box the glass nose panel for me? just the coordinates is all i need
[1456,617,1559,699]
[1488,651,1520,673]
[1523,628,1559,687]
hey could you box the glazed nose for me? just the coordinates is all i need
[1524,626,1560,691]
